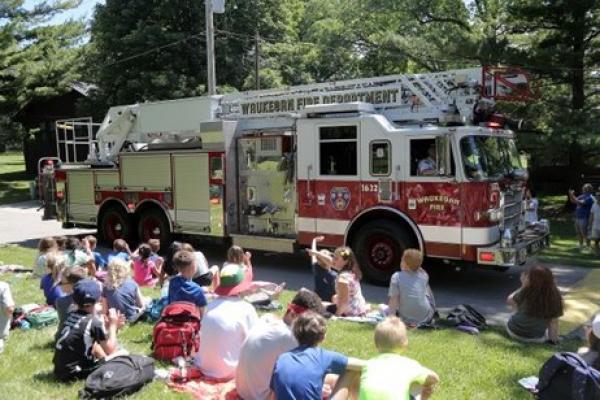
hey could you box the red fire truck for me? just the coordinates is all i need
[44,66,549,283]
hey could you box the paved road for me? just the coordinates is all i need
[0,201,589,325]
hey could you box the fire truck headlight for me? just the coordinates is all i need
[487,208,502,222]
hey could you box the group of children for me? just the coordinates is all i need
[0,228,596,399]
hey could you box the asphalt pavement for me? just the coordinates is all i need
[0,200,590,325]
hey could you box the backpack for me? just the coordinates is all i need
[446,304,487,329]
[26,306,58,329]
[79,355,155,399]
[536,352,600,400]
[147,296,169,322]
[152,301,201,362]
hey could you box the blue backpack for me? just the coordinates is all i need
[147,297,169,322]
[536,352,600,400]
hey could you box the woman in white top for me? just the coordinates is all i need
[524,188,539,224]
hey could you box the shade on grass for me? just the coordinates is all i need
[0,152,32,206]
[0,245,582,399]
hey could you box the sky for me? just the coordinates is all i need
[24,0,104,24]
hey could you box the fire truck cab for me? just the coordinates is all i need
[47,66,550,284]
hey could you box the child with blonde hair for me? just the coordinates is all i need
[359,317,439,399]
[387,249,436,327]
[102,259,145,322]
[40,253,66,306]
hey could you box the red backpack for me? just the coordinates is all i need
[152,301,202,362]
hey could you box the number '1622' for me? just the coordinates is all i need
[361,183,378,192]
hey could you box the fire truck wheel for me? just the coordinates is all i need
[353,220,416,285]
[98,206,131,245]
[137,209,171,244]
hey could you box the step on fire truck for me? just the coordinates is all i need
[42,66,550,284]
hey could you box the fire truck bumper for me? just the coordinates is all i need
[477,228,550,267]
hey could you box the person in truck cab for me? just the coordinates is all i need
[418,143,438,176]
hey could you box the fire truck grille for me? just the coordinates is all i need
[503,188,523,230]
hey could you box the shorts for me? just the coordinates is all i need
[575,218,589,236]
[505,322,547,343]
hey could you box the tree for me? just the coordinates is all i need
[0,0,85,145]
[503,0,600,182]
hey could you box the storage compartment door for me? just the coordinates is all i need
[67,170,97,223]
[173,153,211,234]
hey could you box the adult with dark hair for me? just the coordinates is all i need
[236,289,325,400]
[269,312,364,400]
[579,314,600,369]
[506,265,564,344]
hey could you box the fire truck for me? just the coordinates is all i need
[43,66,549,283]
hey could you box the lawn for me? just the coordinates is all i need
[537,193,600,268]
[0,152,32,205]
[0,245,582,399]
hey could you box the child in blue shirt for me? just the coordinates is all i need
[270,312,364,400]
[306,236,337,302]
[167,250,207,312]
[84,235,106,270]
[107,239,131,264]
[40,253,65,306]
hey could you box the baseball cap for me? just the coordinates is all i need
[72,278,101,307]
[214,263,252,296]
[592,314,600,338]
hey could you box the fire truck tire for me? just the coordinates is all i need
[352,220,416,285]
[98,206,132,245]
[137,209,171,244]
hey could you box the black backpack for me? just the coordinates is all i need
[79,355,155,399]
[536,352,600,400]
[446,304,487,329]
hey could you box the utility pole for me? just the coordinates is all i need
[255,31,260,90]
[205,0,216,95]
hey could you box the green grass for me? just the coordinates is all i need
[0,152,32,205]
[537,193,600,268]
[0,245,582,399]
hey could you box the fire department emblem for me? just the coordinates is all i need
[330,187,350,211]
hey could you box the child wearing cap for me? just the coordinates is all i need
[306,236,337,302]
[194,263,258,379]
[359,317,439,399]
[167,250,208,310]
[579,313,600,369]
[53,279,123,381]
[55,267,87,341]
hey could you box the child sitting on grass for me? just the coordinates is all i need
[102,259,146,322]
[0,280,15,354]
[35,237,57,277]
[84,235,106,270]
[306,235,337,302]
[53,279,124,381]
[147,238,164,272]
[132,243,160,287]
[359,317,439,399]
[506,265,563,344]
[55,267,87,340]
[269,311,364,400]
[107,239,131,264]
[40,253,65,306]
[331,247,368,317]
[387,249,436,327]
[167,250,207,312]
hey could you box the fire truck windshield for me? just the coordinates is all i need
[460,135,524,180]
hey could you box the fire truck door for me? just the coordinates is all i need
[311,124,361,245]
[404,134,462,259]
